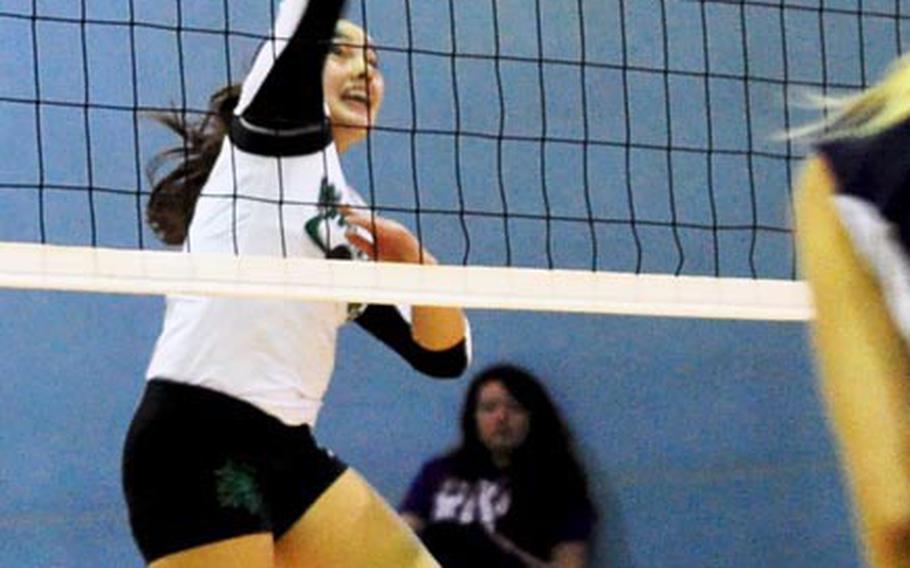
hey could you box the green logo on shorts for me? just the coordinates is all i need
[215,459,263,516]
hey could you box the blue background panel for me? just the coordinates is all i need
[0,0,894,566]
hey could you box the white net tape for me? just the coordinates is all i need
[0,242,812,321]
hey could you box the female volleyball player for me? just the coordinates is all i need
[795,54,910,568]
[124,1,470,567]
[400,364,596,568]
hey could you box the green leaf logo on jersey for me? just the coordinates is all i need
[303,176,367,320]
[304,176,348,255]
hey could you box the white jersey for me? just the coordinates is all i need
[147,0,471,426]
[147,0,361,426]
[145,143,362,425]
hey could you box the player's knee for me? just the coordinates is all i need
[357,494,437,567]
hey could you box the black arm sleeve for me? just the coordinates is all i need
[231,0,347,156]
[355,304,469,379]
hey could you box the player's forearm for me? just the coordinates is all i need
[402,250,468,351]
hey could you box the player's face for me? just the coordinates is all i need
[475,380,530,462]
[323,20,385,152]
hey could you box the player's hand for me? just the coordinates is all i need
[341,206,437,265]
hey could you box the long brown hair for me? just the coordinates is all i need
[146,84,241,245]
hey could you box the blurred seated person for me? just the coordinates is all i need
[400,364,596,567]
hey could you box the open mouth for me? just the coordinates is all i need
[342,91,373,110]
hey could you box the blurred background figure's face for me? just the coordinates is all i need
[475,380,530,464]
[323,20,385,152]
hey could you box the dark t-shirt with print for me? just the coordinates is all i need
[400,454,595,565]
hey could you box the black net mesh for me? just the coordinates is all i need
[1,0,906,278]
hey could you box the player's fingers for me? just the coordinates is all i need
[339,205,375,227]
[345,234,375,258]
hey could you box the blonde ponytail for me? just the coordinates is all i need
[795,53,910,142]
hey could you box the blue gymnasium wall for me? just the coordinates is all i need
[0,0,899,566]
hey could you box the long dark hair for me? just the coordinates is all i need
[452,364,592,498]
[146,84,241,245]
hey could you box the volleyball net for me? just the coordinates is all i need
[0,0,902,319]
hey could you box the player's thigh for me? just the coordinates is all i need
[274,469,439,568]
[149,533,273,568]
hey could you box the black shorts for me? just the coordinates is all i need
[122,379,347,562]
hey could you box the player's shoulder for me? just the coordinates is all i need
[815,118,910,202]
